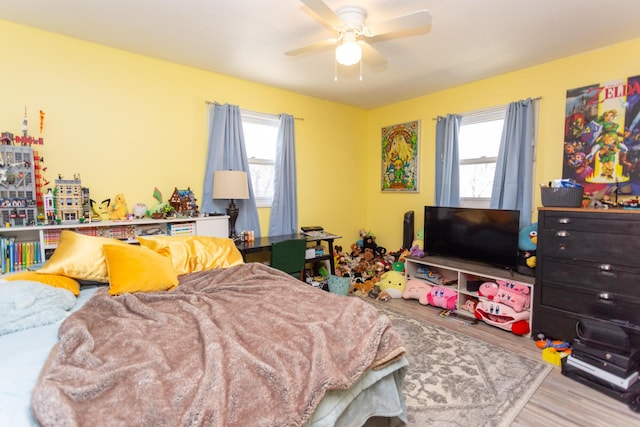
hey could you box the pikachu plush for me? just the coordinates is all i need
[90,198,110,221]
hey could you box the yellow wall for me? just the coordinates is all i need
[367,37,640,249]
[0,19,366,241]
[2,19,640,252]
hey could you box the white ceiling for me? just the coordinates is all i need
[2,0,640,109]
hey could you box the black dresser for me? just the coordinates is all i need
[533,208,640,347]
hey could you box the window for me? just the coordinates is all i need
[458,107,506,207]
[241,111,279,208]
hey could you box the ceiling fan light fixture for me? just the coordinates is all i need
[335,32,361,66]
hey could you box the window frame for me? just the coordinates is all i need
[458,106,506,207]
[240,110,279,208]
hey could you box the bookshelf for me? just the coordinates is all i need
[0,216,228,274]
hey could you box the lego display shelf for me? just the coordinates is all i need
[0,215,228,274]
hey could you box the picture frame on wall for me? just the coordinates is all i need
[381,120,420,192]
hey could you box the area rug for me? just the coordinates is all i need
[373,302,552,427]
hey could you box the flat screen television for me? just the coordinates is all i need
[423,206,520,270]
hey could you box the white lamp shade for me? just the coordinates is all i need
[212,170,249,200]
[335,33,362,66]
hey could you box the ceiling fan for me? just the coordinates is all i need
[285,0,432,70]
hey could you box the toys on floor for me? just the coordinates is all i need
[377,270,406,298]
[536,334,572,366]
[427,286,458,310]
[402,278,432,305]
[333,229,409,300]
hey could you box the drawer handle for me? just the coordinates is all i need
[555,230,570,237]
[558,217,571,224]
[597,264,616,278]
[597,292,614,304]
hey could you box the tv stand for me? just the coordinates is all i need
[404,255,535,337]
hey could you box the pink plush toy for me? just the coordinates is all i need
[427,286,457,310]
[474,300,530,335]
[496,279,530,295]
[402,279,432,305]
[493,288,530,312]
[477,281,499,300]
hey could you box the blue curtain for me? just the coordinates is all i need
[490,98,538,228]
[268,114,298,235]
[435,114,461,206]
[201,103,261,237]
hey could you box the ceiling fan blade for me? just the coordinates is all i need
[300,0,343,29]
[368,9,432,39]
[360,42,388,68]
[285,38,338,56]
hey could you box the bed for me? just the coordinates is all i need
[0,231,408,427]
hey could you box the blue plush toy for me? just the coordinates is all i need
[517,223,537,275]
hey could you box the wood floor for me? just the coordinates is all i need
[385,298,640,427]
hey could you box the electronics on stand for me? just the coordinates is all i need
[423,206,520,271]
[561,318,640,405]
[565,355,638,390]
[402,210,414,250]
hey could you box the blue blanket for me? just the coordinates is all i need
[0,280,76,336]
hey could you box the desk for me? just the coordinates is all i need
[235,232,341,275]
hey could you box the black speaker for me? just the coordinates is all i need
[403,210,415,249]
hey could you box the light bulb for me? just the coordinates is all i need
[335,33,362,66]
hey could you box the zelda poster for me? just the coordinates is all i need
[381,120,420,192]
[563,74,640,197]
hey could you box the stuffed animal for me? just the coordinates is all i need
[402,279,432,305]
[461,298,479,314]
[496,279,530,295]
[133,203,147,219]
[474,300,530,335]
[409,244,424,258]
[427,286,458,310]
[412,227,424,249]
[109,193,128,220]
[493,288,530,312]
[517,223,537,276]
[90,198,110,221]
[362,235,377,253]
[377,270,406,298]
[478,281,499,300]
[351,277,378,297]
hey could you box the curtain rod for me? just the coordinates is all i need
[205,100,304,121]
[431,96,542,120]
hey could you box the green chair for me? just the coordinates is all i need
[269,238,308,281]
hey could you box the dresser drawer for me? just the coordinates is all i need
[540,210,640,235]
[537,281,640,324]
[539,228,635,266]
[539,257,640,297]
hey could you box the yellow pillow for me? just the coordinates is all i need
[38,230,129,282]
[103,244,178,296]
[137,235,244,275]
[3,271,81,295]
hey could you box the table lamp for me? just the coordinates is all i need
[212,170,249,240]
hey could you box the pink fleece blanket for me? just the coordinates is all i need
[31,263,405,426]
